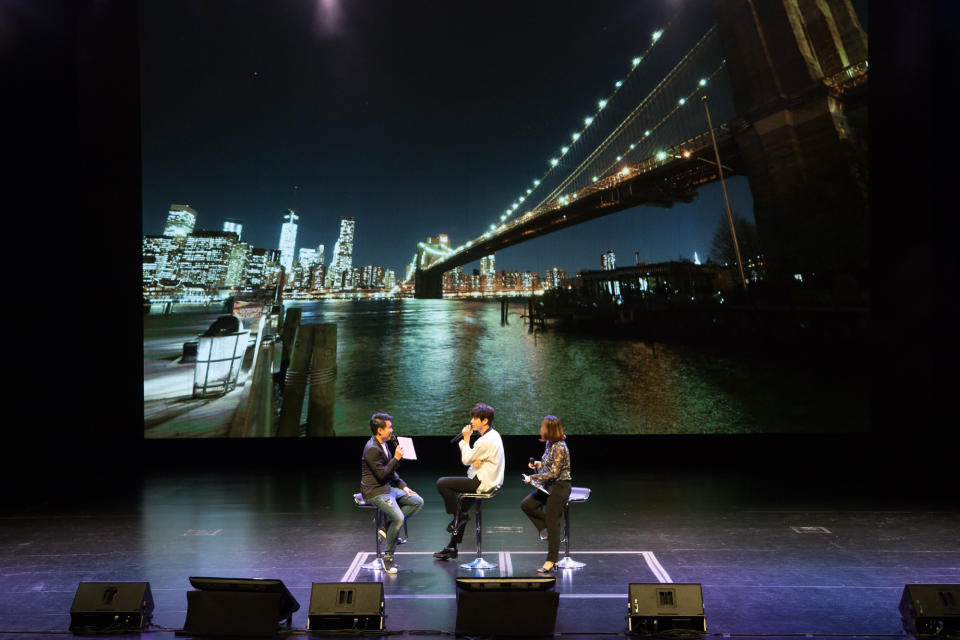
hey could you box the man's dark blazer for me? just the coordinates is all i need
[361,436,407,501]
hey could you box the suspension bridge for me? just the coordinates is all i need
[414,0,868,298]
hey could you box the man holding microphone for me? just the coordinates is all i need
[361,412,423,574]
[433,403,505,560]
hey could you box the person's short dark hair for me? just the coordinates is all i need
[370,412,392,436]
[470,403,495,425]
[541,415,566,442]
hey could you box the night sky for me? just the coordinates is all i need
[140,0,867,277]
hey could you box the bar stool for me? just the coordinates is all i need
[556,486,591,570]
[455,487,500,570]
[353,492,408,571]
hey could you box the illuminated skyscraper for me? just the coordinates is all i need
[480,254,496,277]
[223,219,243,241]
[224,243,250,288]
[244,248,269,290]
[278,209,299,273]
[480,254,496,293]
[179,230,238,288]
[544,267,567,290]
[601,250,616,271]
[142,235,185,283]
[163,204,197,237]
[298,248,318,268]
[326,217,355,289]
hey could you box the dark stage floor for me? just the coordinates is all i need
[1,451,957,639]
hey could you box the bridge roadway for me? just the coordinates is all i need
[415,126,746,298]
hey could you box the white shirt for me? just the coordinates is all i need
[459,428,505,492]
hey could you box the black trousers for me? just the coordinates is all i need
[521,480,571,563]
[436,475,481,547]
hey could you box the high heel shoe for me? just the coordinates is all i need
[537,562,556,574]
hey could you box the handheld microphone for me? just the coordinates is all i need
[450,425,471,444]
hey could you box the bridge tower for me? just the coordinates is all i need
[414,246,443,298]
[715,0,867,289]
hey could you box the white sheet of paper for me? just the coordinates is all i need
[397,436,417,461]
[522,474,550,495]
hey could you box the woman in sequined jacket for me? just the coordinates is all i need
[521,415,572,573]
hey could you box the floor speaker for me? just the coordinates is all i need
[455,577,559,636]
[69,581,154,633]
[628,583,705,634]
[900,584,960,635]
[307,582,384,631]
[182,591,284,637]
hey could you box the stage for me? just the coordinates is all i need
[2,438,957,639]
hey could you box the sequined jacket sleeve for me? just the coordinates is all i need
[531,441,571,486]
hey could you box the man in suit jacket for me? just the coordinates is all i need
[433,403,505,560]
[361,413,423,574]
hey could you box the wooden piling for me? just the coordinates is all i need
[279,307,301,370]
[229,337,276,437]
[277,321,313,437]
[306,323,337,437]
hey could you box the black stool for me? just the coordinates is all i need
[353,492,408,572]
[556,486,590,569]
[455,487,500,570]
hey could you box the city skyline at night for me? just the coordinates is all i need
[143,0,866,278]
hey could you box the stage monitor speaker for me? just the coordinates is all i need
[455,576,559,636]
[628,583,705,634]
[900,584,960,635]
[182,577,299,637]
[69,581,154,633]
[307,582,384,631]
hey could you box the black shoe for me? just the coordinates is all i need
[433,546,458,560]
[537,561,556,574]
[382,556,397,574]
[446,513,470,533]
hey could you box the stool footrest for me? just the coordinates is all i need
[460,557,498,570]
[557,557,586,569]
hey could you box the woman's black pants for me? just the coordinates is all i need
[521,480,571,563]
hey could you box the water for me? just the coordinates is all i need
[283,299,867,437]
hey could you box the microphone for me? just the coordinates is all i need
[450,425,471,444]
